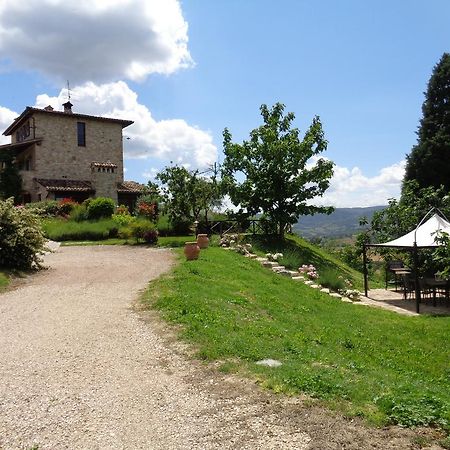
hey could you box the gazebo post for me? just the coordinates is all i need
[363,243,369,297]
[413,242,421,313]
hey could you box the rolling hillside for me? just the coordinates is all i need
[293,206,386,238]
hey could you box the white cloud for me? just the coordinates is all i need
[0,106,17,144]
[315,160,405,207]
[142,167,159,180]
[0,0,192,83]
[35,81,217,168]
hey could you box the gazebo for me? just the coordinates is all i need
[363,209,450,313]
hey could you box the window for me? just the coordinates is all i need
[25,157,31,171]
[16,121,30,142]
[77,122,86,146]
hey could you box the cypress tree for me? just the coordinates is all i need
[403,53,450,192]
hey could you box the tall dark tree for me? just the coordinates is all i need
[403,53,450,192]
[222,103,334,238]
[0,149,22,202]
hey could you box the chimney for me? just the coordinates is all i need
[62,101,73,114]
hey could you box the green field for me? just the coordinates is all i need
[143,246,450,432]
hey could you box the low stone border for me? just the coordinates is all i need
[248,254,359,303]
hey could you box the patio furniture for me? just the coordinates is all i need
[386,260,410,290]
[423,278,450,307]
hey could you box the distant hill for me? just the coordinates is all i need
[293,206,386,239]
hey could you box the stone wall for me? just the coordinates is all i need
[32,111,125,182]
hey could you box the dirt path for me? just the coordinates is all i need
[0,246,434,449]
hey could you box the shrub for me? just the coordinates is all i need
[118,226,133,240]
[170,218,192,236]
[142,228,158,244]
[112,212,135,227]
[115,204,130,215]
[318,269,346,291]
[25,200,60,217]
[299,264,319,280]
[279,249,307,269]
[58,198,78,215]
[87,197,115,220]
[112,204,134,227]
[0,198,46,269]
[129,219,158,243]
[136,194,159,221]
[69,204,89,222]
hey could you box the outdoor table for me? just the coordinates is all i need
[424,278,449,307]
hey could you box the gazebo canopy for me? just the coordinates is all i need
[370,213,450,249]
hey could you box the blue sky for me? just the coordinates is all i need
[0,0,448,207]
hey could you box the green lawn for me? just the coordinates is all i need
[0,271,9,291]
[42,218,119,241]
[143,246,450,432]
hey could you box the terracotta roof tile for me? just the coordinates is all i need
[36,178,94,192]
[117,181,145,193]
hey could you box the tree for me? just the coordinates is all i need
[0,148,22,201]
[157,166,192,228]
[222,103,334,237]
[403,53,450,192]
[156,165,222,229]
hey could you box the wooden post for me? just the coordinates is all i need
[413,242,421,313]
[363,243,369,297]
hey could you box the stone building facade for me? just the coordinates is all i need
[0,102,143,207]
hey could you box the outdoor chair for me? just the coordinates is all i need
[386,260,410,290]
[418,278,433,302]
[402,274,416,301]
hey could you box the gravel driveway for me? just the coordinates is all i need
[0,246,312,450]
[0,246,428,449]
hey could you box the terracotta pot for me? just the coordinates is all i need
[184,242,200,260]
[197,233,209,249]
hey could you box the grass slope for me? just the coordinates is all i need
[144,247,450,432]
[247,234,373,290]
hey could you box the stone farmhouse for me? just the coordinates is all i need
[0,101,143,208]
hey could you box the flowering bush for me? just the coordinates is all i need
[299,264,318,279]
[58,198,78,215]
[116,204,129,215]
[136,197,158,222]
[0,198,46,269]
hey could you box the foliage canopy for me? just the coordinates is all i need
[222,103,334,237]
[403,53,450,192]
[156,165,222,229]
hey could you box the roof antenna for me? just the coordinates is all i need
[63,80,73,114]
